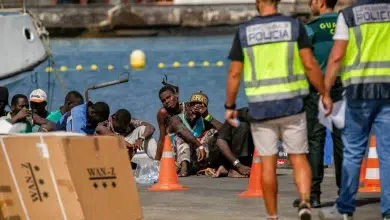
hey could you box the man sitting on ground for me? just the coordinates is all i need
[39,91,84,132]
[211,107,253,178]
[47,90,84,123]
[4,94,33,133]
[169,91,222,177]
[28,89,50,132]
[57,101,110,134]
[96,109,157,161]
[156,84,184,160]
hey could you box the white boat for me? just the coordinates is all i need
[0,7,50,87]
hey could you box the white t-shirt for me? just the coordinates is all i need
[333,13,349,40]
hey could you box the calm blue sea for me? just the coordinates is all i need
[7,36,248,136]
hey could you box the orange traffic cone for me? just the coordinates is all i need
[359,158,367,185]
[359,136,380,193]
[148,136,188,191]
[237,150,263,198]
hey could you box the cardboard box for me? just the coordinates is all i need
[0,133,143,220]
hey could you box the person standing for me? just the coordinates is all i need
[224,0,332,218]
[225,0,332,219]
[319,0,390,219]
[293,0,344,208]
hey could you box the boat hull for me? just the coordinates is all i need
[0,13,48,81]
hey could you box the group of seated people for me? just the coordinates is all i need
[0,81,254,178]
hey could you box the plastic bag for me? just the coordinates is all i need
[134,159,160,185]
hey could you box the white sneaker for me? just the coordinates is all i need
[319,205,353,220]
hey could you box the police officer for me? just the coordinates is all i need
[225,0,332,219]
[293,0,343,208]
[319,0,390,219]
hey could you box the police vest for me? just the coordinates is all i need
[239,15,309,120]
[340,0,390,99]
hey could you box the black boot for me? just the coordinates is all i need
[292,194,321,208]
[311,194,321,208]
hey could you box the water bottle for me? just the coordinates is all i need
[232,118,240,127]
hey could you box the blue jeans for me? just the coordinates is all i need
[336,99,390,216]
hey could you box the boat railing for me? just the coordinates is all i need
[0,0,356,8]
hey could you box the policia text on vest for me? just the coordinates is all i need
[246,22,292,45]
[237,16,318,120]
[353,4,390,25]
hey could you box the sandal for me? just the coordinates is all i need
[196,168,216,177]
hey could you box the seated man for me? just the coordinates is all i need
[169,91,222,177]
[156,85,185,160]
[57,101,109,134]
[47,90,84,123]
[28,89,50,132]
[39,91,84,132]
[4,94,33,133]
[211,107,253,178]
[96,109,157,161]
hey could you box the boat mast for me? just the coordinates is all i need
[23,0,26,14]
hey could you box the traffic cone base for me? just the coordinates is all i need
[238,189,263,198]
[147,136,187,191]
[359,136,380,193]
[148,183,188,192]
[237,150,264,198]
[359,186,380,193]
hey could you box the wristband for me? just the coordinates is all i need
[199,146,205,150]
[233,159,240,167]
[204,114,213,122]
[139,136,145,140]
[224,103,236,110]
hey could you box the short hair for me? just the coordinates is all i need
[159,85,176,96]
[11,94,28,106]
[65,90,84,104]
[325,0,338,9]
[0,87,9,105]
[92,102,110,120]
[114,109,131,127]
[257,0,281,4]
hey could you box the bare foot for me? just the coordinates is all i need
[228,169,248,178]
[212,165,229,178]
[178,161,189,177]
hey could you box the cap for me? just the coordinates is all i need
[29,89,47,103]
[0,87,9,105]
[189,91,208,106]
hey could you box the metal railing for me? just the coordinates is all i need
[0,0,356,8]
